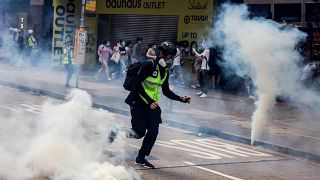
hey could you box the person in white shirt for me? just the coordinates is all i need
[171,44,185,85]
[192,41,210,98]
[301,62,318,88]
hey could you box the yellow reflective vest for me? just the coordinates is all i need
[27,36,36,49]
[63,47,74,64]
[139,64,168,103]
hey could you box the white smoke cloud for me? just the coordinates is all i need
[0,89,138,179]
[211,4,320,144]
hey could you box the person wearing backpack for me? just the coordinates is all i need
[192,40,210,98]
[108,41,191,169]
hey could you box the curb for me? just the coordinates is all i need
[1,80,320,163]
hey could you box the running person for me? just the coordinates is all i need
[108,41,191,168]
[95,40,113,80]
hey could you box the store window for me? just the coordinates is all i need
[247,4,271,19]
[306,3,320,22]
[274,3,301,22]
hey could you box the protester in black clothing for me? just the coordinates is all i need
[108,41,191,169]
[17,29,24,51]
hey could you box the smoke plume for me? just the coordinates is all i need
[211,4,320,144]
[0,89,137,179]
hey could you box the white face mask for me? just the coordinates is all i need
[158,58,167,67]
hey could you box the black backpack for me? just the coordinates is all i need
[123,62,144,91]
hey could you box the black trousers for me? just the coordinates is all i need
[129,101,162,158]
[64,63,73,85]
[199,69,209,94]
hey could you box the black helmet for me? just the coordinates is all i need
[158,41,177,56]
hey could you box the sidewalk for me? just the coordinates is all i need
[0,62,319,162]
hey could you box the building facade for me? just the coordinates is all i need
[52,0,217,69]
[244,0,319,27]
[244,0,320,61]
[1,0,54,52]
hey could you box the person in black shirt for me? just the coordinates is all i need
[108,41,191,168]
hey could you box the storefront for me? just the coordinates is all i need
[52,0,216,69]
[0,0,31,34]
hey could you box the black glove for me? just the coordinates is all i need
[181,96,191,104]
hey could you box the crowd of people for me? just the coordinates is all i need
[6,28,38,65]
[94,38,141,82]
[49,34,315,98]
[91,38,224,98]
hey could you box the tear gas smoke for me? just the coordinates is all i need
[0,89,137,179]
[211,4,320,144]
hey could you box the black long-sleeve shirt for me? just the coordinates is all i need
[126,60,182,105]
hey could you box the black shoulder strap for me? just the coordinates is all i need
[203,55,208,69]
[138,60,155,75]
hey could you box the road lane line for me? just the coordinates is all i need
[184,161,243,180]
[160,124,191,134]
[20,104,41,114]
[0,105,20,112]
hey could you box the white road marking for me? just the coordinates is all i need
[129,144,140,149]
[160,124,191,134]
[0,105,21,112]
[156,141,222,160]
[20,104,41,114]
[156,139,271,160]
[184,161,243,180]
[171,140,234,158]
[159,122,270,157]
[195,139,271,157]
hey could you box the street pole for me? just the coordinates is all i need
[80,0,85,29]
[76,0,86,88]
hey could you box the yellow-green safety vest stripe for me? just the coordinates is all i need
[139,64,168,104]
[63,49,74,64]
[28,36,36,48]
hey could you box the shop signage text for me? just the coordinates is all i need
[184,15,209,24]
[182,32,197,39]
[105,0,166,9]
[53,0,77,63]
[86,0,96,11]
[74,28,87,65]
[188,0,208,10]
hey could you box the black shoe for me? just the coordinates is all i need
[135,156,155,169]
[108,129,118,143]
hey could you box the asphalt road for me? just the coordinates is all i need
[0,85,319,180]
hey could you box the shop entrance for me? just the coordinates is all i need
[97,14,178,62]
